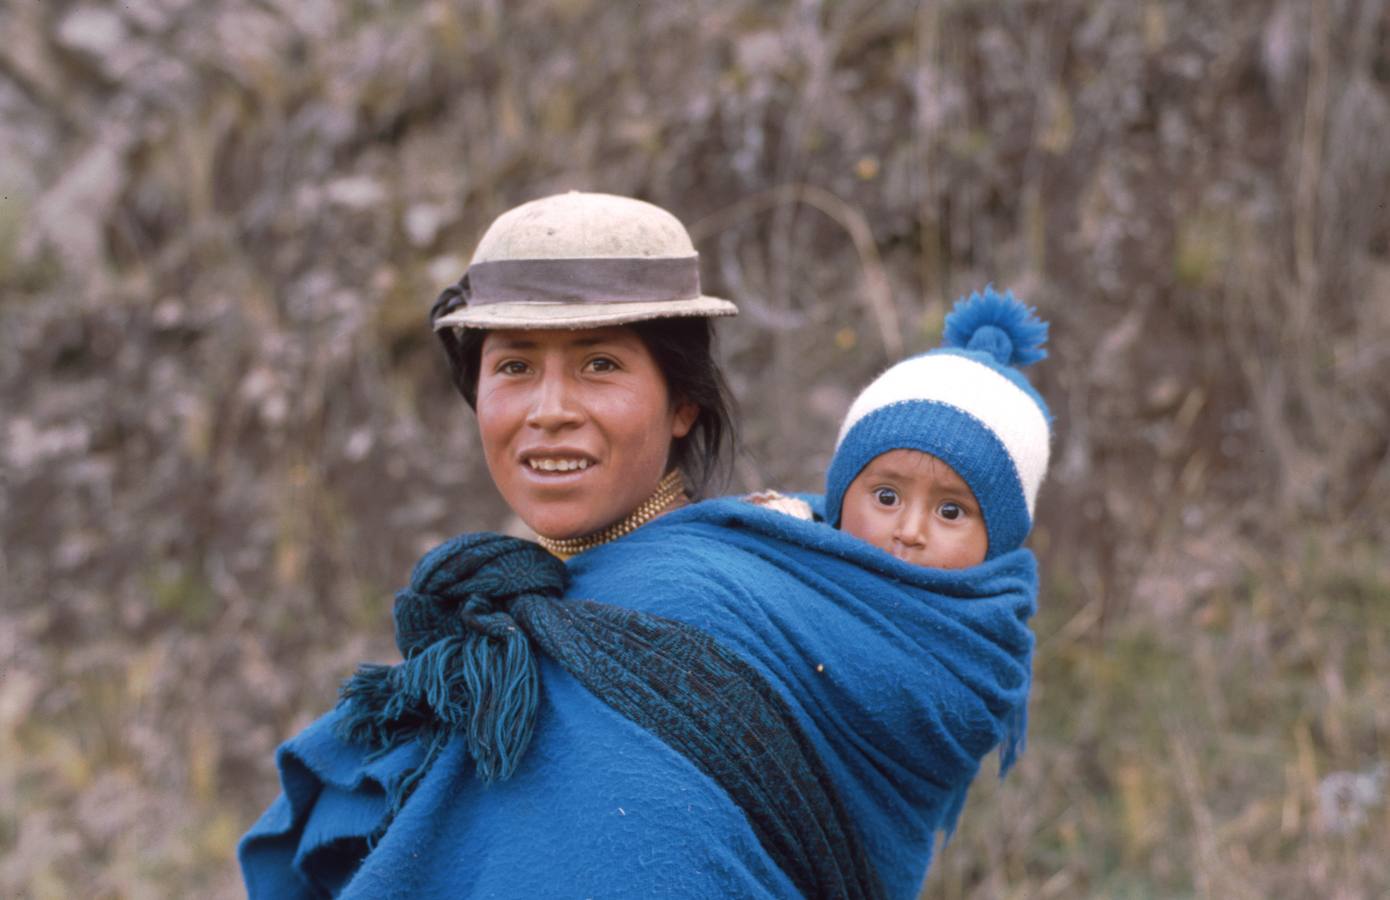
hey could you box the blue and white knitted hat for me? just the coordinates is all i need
[825,287,1052,559]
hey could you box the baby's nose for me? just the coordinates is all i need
[892,510,928,546]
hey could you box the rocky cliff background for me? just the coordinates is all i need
[3,1,1388,897]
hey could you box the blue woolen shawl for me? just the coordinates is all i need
[239,498,1036,899]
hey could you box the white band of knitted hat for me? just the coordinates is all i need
[835,353,1050,516]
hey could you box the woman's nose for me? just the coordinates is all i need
[525,371,583,431]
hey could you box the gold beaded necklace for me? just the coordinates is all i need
[536,469,687,560]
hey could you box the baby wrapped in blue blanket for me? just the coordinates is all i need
[239,289,1052,899]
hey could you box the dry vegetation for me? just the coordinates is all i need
[2,1,1388,897]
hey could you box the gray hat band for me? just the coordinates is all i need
[466,256,701,306]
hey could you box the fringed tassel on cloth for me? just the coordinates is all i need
[998,698,1028,777]
[335,534,565,813]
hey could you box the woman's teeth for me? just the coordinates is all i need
[527,458,590,472]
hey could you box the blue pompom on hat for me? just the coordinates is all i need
[825,286,1053,559]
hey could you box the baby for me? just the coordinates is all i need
[754,286,1052,567]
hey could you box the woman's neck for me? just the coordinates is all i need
[536,470,687,560]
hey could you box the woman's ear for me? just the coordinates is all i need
[671,400,699,439]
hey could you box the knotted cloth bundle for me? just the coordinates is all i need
[334,536,555,797]
[334,532,882,900]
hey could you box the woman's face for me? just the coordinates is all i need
[476,326,698,540]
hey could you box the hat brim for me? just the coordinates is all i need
[433,296,738,331]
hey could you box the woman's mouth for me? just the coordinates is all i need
[526,457,591,473]
[518,448,599,480]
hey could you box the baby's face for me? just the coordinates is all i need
[840,449,988,569]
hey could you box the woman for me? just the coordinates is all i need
[239,192,1036,899]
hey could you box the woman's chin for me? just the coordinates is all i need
[520,504,609,541]
[501,466,604,539]
[532,523,587,541]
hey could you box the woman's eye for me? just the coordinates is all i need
[873,487,899,507]
[586,357,619,373]
[497,360,529,375]
[939,502,963,520]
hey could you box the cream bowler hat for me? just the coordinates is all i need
[431,191,738,330]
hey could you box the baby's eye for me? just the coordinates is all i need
[585,356,619,373]
[938,501,964,520]
[873,487,900,507]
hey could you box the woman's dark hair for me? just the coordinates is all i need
[432,314,737,499]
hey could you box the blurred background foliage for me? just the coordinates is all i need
[2,0,1388,897]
